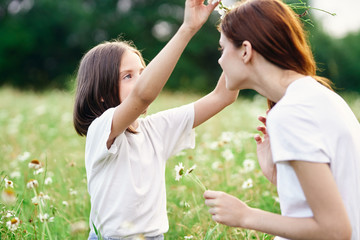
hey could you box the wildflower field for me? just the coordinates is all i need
[1,87,360,240]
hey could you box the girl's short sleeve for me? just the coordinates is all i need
[85,108,122,171]
[141,103,196,159]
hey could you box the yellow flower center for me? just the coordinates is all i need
[10,218,18,224]
[30,159,40,164]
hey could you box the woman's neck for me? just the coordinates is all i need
[252,66,305,103]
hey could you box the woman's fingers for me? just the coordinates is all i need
[258,115,267,126]
[208,207,217,215]
[204,198,217,207]
[257,126,267,135]
[254,134,262,144]
[204,190,219,199]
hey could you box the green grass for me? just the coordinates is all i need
[0,87,359,239]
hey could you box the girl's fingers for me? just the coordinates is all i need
[207,0,220,5]
[205,0,219,13]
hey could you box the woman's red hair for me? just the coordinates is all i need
[220,0,332,108]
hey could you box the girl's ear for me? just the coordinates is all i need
[240,40,253,64]
[100,97,104,102]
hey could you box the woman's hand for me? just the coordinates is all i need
[183,0,219,33]
[204,190,251,228]
[254,113,277,185]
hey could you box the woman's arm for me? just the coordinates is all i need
[193,73,239,128]
[204,161,352,240]
[108,0,218,145]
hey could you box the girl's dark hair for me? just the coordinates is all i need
[220,0,333,108]
[73,40,145,136]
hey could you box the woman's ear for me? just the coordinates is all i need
[240,40,253,64]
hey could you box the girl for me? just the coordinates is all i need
[73,0,238,239]
[203,0,360,239]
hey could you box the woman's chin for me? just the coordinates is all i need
[226,82,238,91]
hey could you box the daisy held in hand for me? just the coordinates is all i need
[175,162,185,181]
[175,163,206,191]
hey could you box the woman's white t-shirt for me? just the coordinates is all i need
[85,103,195,238]
[267,77,360,240]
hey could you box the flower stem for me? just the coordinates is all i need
[32,188,52,240]
[187,173,207,191]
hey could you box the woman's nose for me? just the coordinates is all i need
[218,57,223,67]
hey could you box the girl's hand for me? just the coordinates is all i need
[254,113,277,185]
[204,190,251,228]
[183,0,219,33]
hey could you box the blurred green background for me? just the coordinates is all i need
[0,0,359,93]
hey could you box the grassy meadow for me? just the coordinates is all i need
[1,87,360,239]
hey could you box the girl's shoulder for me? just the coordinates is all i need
[88,107,117,138]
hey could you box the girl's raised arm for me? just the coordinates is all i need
[108,0,219,147]
[193,73,239,128]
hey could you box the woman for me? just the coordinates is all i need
[204,0,360,239]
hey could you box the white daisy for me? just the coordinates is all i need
[38,213,54,222]
[32,192,50,206]
[4,178,14,188]
[1,189,17,205]
[242,159,256,173]
[28,159,42,170]
[34,168,44,175]
[211,161,223,171]
[242,178,253,189]
[175,163,185,181]
[17,151,30,161]
[6,217,20,231]
[44,177,53,185]
[221,148,234,161]
[26,179,39,189]
[185,164,197,175]
[219,131,234,143]
[69,188,78,195]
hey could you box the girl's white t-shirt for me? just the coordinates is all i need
[267,77,360,240]
[85,103,195,238]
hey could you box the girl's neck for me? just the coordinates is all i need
[131,120,139,130]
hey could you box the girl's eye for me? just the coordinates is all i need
[123,74,131,80]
